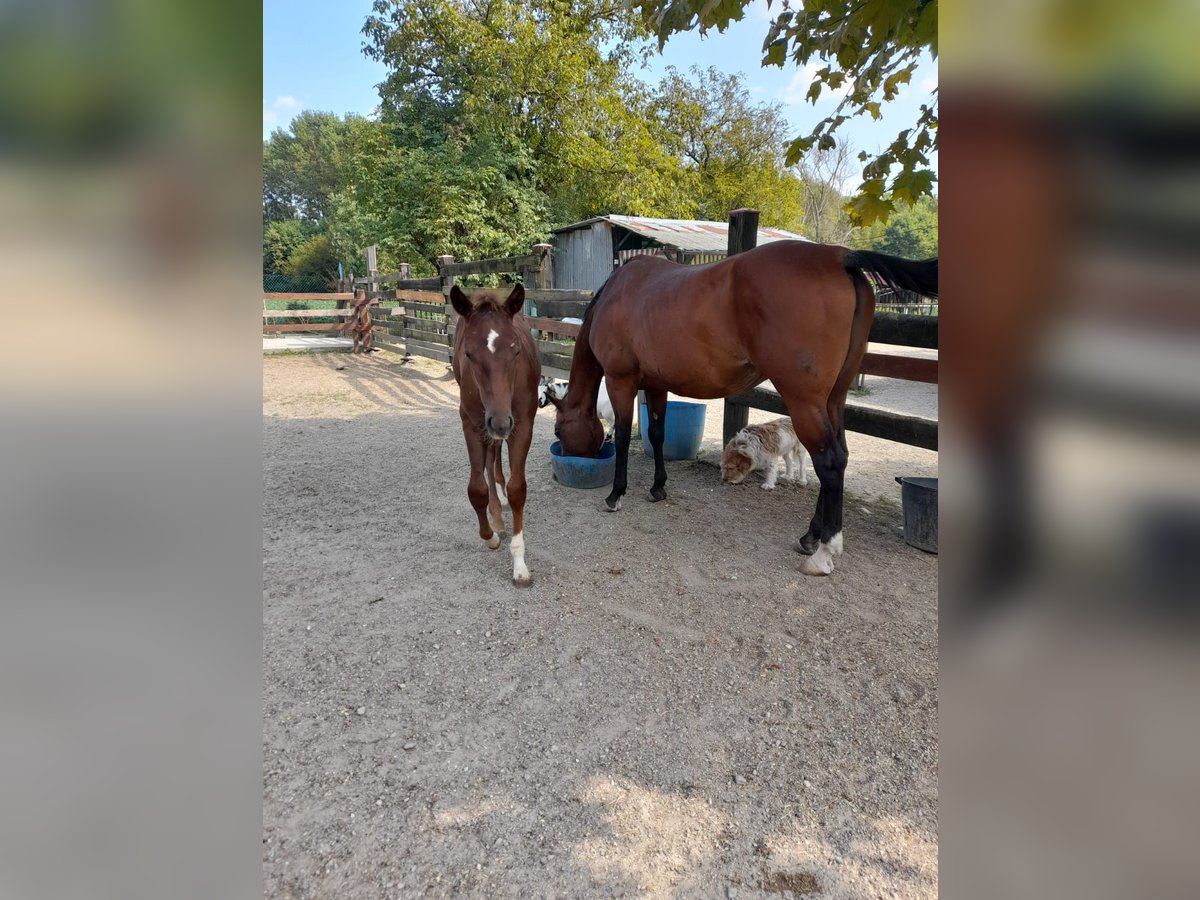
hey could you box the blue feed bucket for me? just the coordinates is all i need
[550,440,616,489]
[638,400,707,461]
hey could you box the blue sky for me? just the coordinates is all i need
[263,0,938,186]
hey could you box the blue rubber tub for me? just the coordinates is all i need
[550,439,615,489]
[638,399,707,461]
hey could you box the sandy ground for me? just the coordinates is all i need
[263,351,938,899]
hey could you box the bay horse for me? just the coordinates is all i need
[451,283,541,586]
[548,241,938,576]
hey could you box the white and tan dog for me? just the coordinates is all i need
[721,417,810,490]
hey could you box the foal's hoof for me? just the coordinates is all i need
[648,486,666,502]
[512,574,532,588]
[604,496,622,512]
[485,534,501,550]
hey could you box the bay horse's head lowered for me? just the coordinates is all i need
[451,283,528,442]
[547,385,605,459]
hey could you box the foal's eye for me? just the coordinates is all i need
[464,351,473,360]
[511,342,519,354]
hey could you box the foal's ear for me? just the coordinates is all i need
[504,283,525,317]
[449,284,472,318]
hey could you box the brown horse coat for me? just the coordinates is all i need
[553,240,937,576]
[450,283,541,586]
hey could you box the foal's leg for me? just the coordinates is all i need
[644,388,668,501]
[463,425,501,550]
[492,441,508,508]
[603,377,639,512]
[506,421,533,587]
[484,441,505,537]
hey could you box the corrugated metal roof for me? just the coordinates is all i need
[552,215,810,254]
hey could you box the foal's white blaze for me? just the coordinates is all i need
[486,329,499,354]
[510,531,530,584]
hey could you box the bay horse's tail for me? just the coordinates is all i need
[843,250,938,299]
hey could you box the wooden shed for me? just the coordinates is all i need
[550,214,810,291]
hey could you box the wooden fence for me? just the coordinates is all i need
[350,243,588,378]
[263,214,937,451]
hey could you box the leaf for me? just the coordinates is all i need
[847,192,894,227]
[764,39,787,68]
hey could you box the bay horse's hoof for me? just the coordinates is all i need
[648,486,666,502]
[485,534,501,550]
[795,533,820,556]
[604,496,622,512]
[512,574,532,588]
[798,545,835,576]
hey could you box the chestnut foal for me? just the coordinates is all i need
[450,283,541,586]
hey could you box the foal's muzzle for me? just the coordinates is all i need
[486,414,514,440]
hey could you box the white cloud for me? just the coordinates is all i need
[749,85,765,95]
[780,63,852,105]
[272,95,299,110]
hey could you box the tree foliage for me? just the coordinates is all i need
[262,2,936,279]
[628,0,938,225]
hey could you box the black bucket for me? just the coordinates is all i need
[895,476,938,554]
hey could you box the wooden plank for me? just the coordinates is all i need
[525,289,593,303]
[372,339,408,356]
[535,350,574,372]
[525,316,581,338]
[844,405,938,450]
[439,253,540,278]
[405,327,449,345]
[394,289,444,303]
[263,323,346,334]
[723,387,937,450]
[406,341,451,363]
[403,301,449,317]
[263,292,353,301]
[860,352,938,384]
[868,312,938,349]
[534,339,575,357]
[533,299,590,319]
[262,309,354,318]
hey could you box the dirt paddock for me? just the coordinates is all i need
[263,351,938,899]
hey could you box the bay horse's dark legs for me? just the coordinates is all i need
[644,388,668,501]
[603,377,639,512]
[786,403,847,576]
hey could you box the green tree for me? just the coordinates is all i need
[629,0,938,225]
[361,0,705,224]
[872,194,938,257]
[651,66,804,228]
[263,111,366,223]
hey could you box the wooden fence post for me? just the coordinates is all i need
[438,254,456,356]
[723,209,760,444]
[519,242,553,316]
